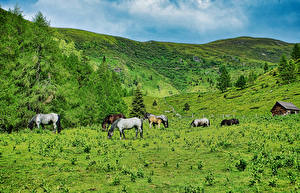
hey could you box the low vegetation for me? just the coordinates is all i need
[0,114,299,192]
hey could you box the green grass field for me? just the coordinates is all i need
[0,114,299,192]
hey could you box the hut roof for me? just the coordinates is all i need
[273,101,300,111]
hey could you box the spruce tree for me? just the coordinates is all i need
[183,103,190,111]
[264,62,269,73]
[216,65,231,92]
[291,44,300,61]
[248,71,257,84]
[235,75,246,89]
[279,56,297,83]
[130,86,146,118]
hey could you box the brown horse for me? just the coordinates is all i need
[221,118,239,126]
[144,113,168,129]
[102,113,126,131]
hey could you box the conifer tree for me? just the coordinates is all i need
[264,62,269,73]
[130,86,146,118]
[153,100,157,106]
[183,103,190,111]
[291,44,300,61]
[278,56,297,83]
[248,71,257,84]
[216,65,231,92]
[235,75,246,89]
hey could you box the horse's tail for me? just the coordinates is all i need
[141,119,143,130]
[57,115,62,133]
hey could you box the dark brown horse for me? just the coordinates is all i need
[221,118,239,126]
[102,113,126,131]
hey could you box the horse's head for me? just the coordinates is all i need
[102,121,107,130]
[107,129,113,139]
[28,120,34,130]
[108,118,120,139]
[143,112,150,119]
[233,119,239,124]
[162,119,168,128]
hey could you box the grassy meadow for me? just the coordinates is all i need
[0,113,299,192]
[1,7,300,193]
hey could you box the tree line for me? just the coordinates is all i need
[216,44,300,92]
[0,7,127,132]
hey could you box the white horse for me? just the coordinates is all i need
[28,113,62,133]
[108,117,143,140]
[190,118,210,127]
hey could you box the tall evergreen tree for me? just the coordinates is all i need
[264,62,269,73]
[278,55,297,83]
[248,71,257,84]
[279,55,288,73]
[216,65,231,93]
[235,75,246,89]
[291,44,300,61]
[130,86,146,118]
[183,103,190,111]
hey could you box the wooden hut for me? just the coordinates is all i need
[271,101,300,116]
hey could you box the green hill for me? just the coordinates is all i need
[57,28,294,96]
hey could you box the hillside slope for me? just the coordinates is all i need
[57,28,295,96]
[123,69,300,119]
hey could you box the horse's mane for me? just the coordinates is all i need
[29,115,37,123]
[109,118,122,132]
[102,115,111,125]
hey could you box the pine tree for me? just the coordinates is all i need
[216,65,231,92]
[279,55,288,73]
[235,75,246,89]
[291,44,300,61]
[279,56,297,83]
[248,71,257,84]
[285,59,297,83]
[264,62,269,73]
[183,103,190,111]
[130,86,146,118]
[152,100,157,106]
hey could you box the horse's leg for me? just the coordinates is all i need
[37,122,40,129]
[135,126,138,139]
[119,129,122,140]
[149,122,152,129]
[53,123,57,134]
[139,126,143,138]
[41,124,45,130]
[122,130,126,140]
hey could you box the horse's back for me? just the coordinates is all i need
[194,118,209,126]
[39,113,59,123]
[118,117,142,128]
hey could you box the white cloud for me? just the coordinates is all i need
[2,0,249,42]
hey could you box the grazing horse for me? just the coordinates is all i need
[191,118,210,127]
[144,113,168,129]
[28,113,62,133]
[221,118,239,126]
[102,113,126,131]
[108,117,143,140]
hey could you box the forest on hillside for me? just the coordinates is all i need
[0,7,127,132]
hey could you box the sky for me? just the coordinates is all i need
[1,0,300,44]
